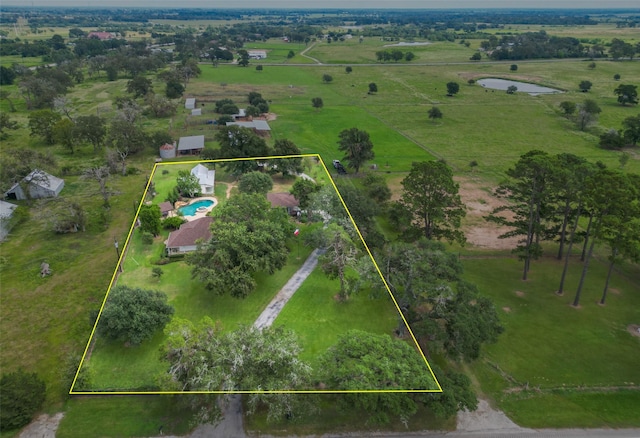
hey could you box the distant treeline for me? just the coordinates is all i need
[4,7,640,28]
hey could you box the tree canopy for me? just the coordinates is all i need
[97,285,174,345]
[187,193,293,298]
[238,171,273,195]
[318,330,437,424]
[163,318,313,421]
[0,370,46,432]
[271,139,303,176]
[399,160,466,244]
[337,128,375,175]
[214,126,271,175]
[369,239,503,361]
[614,84,638,106]
[176,170,201,198]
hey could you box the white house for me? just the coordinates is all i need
[248,50,267,59]
[0,200,18,241]
[185,98,196,109]
[4,170,64,201]
[165,216,213,255]
[190,164,215,195]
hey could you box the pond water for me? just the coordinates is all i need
[179,199,215,216]
[477,78,563,96]
[383,41,432,47]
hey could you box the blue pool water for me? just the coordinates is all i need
[178,200,214,216]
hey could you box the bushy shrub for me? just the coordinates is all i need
[0,369,46,431]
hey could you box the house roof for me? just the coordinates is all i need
[0,200,17,219]
[165,216,213,249]
[226,120,271,131]
[185,98,196,109]
[159,201,173,214]
[191,164,215,187]
[267,192,299,209]
[178,135,205,151]
[88,31,114,40]
[6,169,64,195]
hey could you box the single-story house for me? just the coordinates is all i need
[177,135,205,156]
[4,170,64,201]
[226,120,271,137]
[248,50,267,59]
[0,200,18,241]
[185,98,196,110]
[267,192,300,216]
[165,216,213,255]
[88,31,115,40]
[159,201,174,218]
[190,164,215,195]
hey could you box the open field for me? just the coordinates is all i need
[464,255,640,427]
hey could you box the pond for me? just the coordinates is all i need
[383,41,432,47]
[477,78,563,96]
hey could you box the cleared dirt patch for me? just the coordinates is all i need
[456,177,520,250]
[515,291,525,297]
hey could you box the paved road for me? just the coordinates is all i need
[253,248,324,329]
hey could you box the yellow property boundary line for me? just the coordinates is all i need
[71,154,443,395]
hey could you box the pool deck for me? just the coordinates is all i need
[173,196,217,222]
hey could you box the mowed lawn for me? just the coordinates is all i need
[85,224,316,390]
[463,255,640,427]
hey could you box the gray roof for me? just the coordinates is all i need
[6,170,64,194]
[178,135,205,151]
[185,98,196,109]
[0,200,17,219]
[226,120,271,131]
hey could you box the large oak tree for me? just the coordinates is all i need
[399,160,466,245]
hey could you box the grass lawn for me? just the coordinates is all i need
[462,254,640,427]
[0,168,147,407]
[84,221,317,391]
[272,268,397,366]
[246,396,456,435]
[56,395,192,437]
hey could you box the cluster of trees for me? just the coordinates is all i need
[204,127,302,177]
[486,151,640,305]
[375,49,415,62]
[187,193,294,298]
[599,114,640,150]
[480,32,640,61]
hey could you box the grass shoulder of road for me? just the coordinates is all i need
[56,395,192,438]
[246,396,456,435]
[462,253,640,427]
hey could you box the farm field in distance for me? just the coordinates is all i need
[0,6,638,437]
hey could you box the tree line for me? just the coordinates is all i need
[486,150,640,306]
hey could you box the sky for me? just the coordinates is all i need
[1,0,638,8]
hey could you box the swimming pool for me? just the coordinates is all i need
[178,199,215,216]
